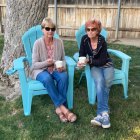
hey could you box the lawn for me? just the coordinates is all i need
[0,35,140,140]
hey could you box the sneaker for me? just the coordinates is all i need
[102,112,111,128]
[91,115,103,126]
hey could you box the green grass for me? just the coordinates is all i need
[0,36,140,139]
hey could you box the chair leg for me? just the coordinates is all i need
[67,80,73,109]
[79,72,85,84]
[67,65,75,109]
[122,78,128,99]
[22,90,33,116]
[85,65,96,105]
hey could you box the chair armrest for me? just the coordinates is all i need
[13,56,29,70]
[73,52,79,62]
[6,56,29,91]
[74,50,131,61]
[6,56,28,75]
[108,49,131,79]
[6,67,17,75]
[107,49,131,60]
[65,56,76,67]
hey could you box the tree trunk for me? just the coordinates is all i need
[0,0,49,99]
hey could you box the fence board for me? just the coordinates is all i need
[48,4,140,39]
[0,2,140,38]
[50,0,140,6]
[0,4,6,33]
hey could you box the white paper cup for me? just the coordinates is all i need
[55,61,63,68]
[78,56,86,63]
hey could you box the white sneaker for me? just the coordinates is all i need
[102,112,111,128]
[91,115,103,126]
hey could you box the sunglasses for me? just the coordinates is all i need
[86,28,97,32]
[45,27,56,32]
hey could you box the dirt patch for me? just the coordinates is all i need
[108,38,140,47]
[0,80,20,100]
[0,80,10,97]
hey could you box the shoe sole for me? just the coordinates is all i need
[91,120,102,126]
[102,124,111,128]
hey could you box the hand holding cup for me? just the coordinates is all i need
[46,59,55,73]
[79,56,86,64]
[55,60,64,72]
[77,56,87,68]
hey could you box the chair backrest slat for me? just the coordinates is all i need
[22,32,32,64]
[28,26,38,49]
[22,26,41,65]
[75,24,107,49]
[36,25,43,39]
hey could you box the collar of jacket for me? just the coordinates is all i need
[83,34,104,55]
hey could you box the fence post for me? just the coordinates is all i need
[54,0,57,32]
[115,0,121,39]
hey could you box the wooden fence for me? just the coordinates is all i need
[49,0,140,6]
[48,4,140,39]
[0,0,6,33]
[0,2,140,39]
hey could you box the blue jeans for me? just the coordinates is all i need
[91,66,114,115]
[36,70,68,107]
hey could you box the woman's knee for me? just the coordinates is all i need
[43,76,54,84]
[104,67,114,87]
[105,78,113,88]
[37,72,53,84]
[60,72,68,82]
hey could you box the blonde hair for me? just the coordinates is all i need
[85,18,102,35]
[41,17,56,29]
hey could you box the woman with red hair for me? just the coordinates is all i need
[77,18,114,128]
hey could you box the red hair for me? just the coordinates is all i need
[85,18,102,34]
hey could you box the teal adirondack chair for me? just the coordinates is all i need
[73,25,131,105]
[6,25,76,116]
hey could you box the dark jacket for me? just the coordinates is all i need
[79,34,113,67]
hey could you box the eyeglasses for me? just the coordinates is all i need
[86,28,97,32]
[45,27,56,32]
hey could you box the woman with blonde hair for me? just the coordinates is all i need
[31,17,77,122]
